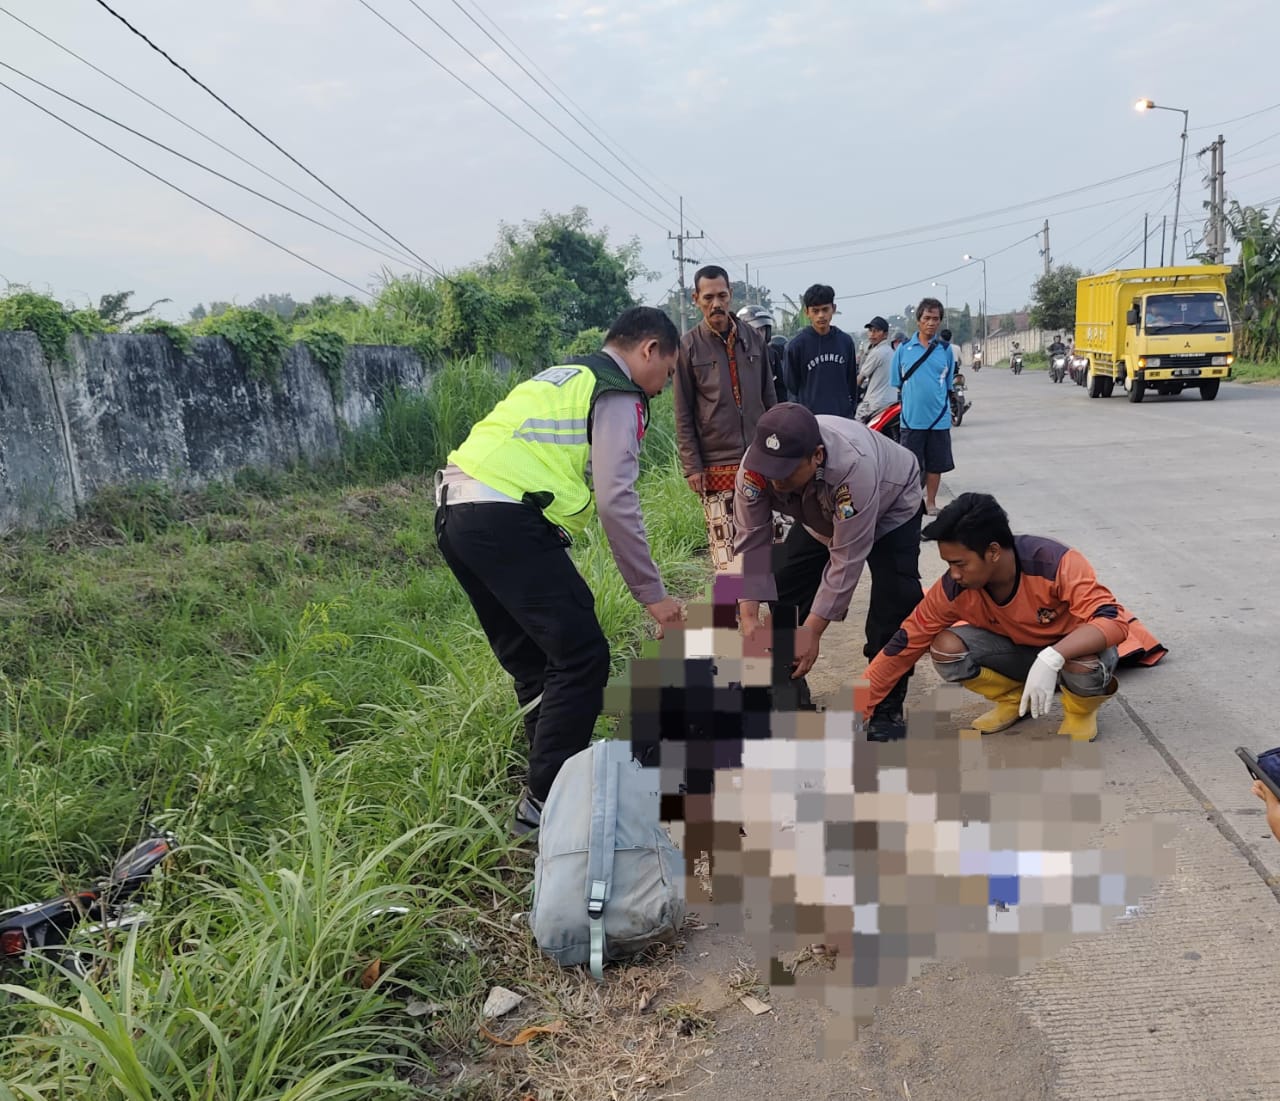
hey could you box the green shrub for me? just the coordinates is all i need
[563,326,606,357]
[298,325,349,401]
[197,307,290,385]
[0,289,75,365]
[131,319,193,356]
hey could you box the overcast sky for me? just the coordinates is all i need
[2,0,1277,326]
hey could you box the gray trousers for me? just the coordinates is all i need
[933,626,1117,698]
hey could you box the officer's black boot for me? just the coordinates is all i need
[867,679,909,741]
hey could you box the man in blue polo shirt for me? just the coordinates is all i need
[891,296,954,515]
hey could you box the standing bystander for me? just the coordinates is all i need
[855,316,896,422]
[784,284,859,417]
[674,266,779,572]
[891,297,955,516]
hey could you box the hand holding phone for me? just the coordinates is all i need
[1236,746,1280,801]
[1237,747,1280,844]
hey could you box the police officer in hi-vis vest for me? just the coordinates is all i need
[434,307,685,836]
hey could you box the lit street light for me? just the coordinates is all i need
[962,254,988,344]
[932,281,950,318]
[1136,97,1190,265]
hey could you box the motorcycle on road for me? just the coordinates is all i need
[1049,349,1068,383]
[1011,350,1024,375]
[865,401,902,444]
[950,372,971,427]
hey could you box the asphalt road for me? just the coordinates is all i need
[945,365,1280,879]
[660,369,1280,1101]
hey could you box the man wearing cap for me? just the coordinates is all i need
[731,402,925,739]
[855,316,895,423]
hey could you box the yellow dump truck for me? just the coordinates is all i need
[1072,266,1235,403]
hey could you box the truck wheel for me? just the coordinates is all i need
[1127,377,1145,403]
[1200,379,1220,400]
[1102,378,1115,397]
[1088,373,1104,399]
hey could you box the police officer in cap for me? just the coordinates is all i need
[731,402,925,739]
[435,306,685,835]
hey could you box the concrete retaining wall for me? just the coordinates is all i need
[0,332,435,534]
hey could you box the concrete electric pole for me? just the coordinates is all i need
[1040,219,1051,277]
[669,196,704,333]
[1212,135,1227,264]
[1197,135,1227,264]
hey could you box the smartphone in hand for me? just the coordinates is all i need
[1236,746,1280,802]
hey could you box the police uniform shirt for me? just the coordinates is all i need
[732,417,922,621]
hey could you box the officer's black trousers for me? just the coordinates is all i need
[435,500,611,801]
[769,509,925,712]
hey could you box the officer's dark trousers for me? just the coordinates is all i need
[435,500,611,802]
[770,511,925,711]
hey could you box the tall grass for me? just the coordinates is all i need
[1231,358,1280,382]
[0,357,707,1096]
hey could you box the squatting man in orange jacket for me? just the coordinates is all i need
[859,492,1165,741]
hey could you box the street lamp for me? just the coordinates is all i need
[932,281,949,318]
[962,254,987,344]
[1136,98,1190,265]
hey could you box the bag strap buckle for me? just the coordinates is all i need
[587,879,607,919]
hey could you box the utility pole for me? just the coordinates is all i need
[1143,213,1149,266]
[1160,216,1168,266]
[745,262,752,305]
[668,196,704,333]
[1040,219,1051,276]
[1210,134,1227,264]
[1200,135,1221,264]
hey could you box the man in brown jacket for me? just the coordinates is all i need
[673,265,779,571]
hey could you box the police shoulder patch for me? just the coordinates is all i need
[742,469,766,501]
[834,482,857,520]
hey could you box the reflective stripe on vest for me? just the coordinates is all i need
[512,417,590,445]
[447,360,644,537]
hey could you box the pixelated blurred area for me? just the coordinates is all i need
[609,591,1179,1054]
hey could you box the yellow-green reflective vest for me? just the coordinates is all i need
[448,354,650,537]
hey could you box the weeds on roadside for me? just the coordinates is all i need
[0,365,710,1096]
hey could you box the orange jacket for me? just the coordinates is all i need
[862,535,1167,712]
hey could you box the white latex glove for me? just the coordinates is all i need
[1019,646,1066,718]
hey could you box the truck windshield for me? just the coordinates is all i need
[1143,293,1230,334]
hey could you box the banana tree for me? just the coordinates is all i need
[1224,200,1280,361]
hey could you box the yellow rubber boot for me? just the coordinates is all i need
[1057,678,1118,742]
[960,667,1028,733]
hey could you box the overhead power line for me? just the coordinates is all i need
[454,0,736,262]
[832,232,1041,304]
[354,0,669,233]
[399,0,673,226]
[452,0,680,218]
[764,183,1179,272]
[1190,102,1280,132]
[91,0,445,278]
[1,77,370,297]
[0,60,424,272]
[1066,180,1178,264]
[0,4,416,267]
[729,158,1181,263]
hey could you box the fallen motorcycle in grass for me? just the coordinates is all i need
[0,827,178,981]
